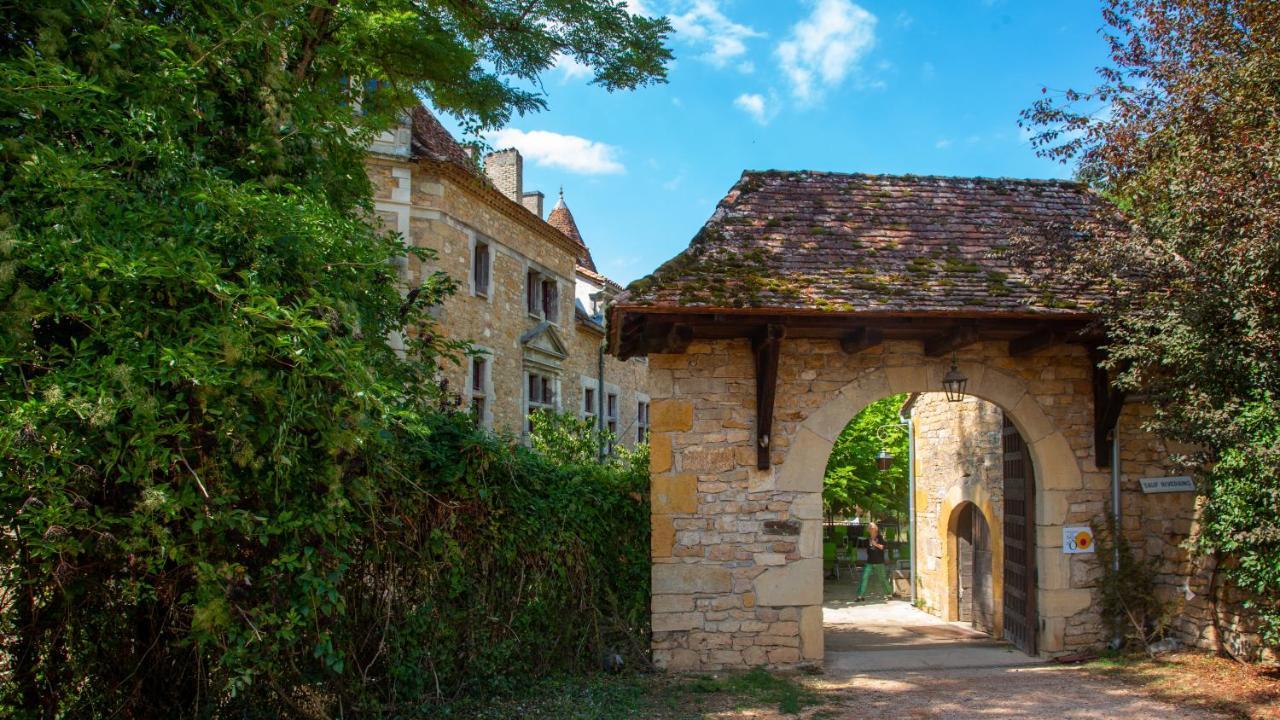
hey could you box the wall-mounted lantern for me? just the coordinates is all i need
[942,352,968,403]
[876,448,895,472]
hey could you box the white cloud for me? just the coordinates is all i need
[921,61,935,80]
[935,138,952,149]
[776,0,877,103]
[487,129,625,175]
[669,0,764,69]
[733,92,773,125]
[625,0,654,15]
[552,53,592,81]
[662,173,685,191]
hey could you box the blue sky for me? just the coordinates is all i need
[447,1,1111,286]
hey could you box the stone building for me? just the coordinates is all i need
[365,108,648,443]
[609,170,1270,670]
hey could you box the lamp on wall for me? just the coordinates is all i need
[942,351,968,402]
[876,448,895,472]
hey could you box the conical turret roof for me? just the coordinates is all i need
[547,189,596,272]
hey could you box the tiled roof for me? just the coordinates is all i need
[547,192,598,272]
[409,106,474,169]
[618,171,1113,315]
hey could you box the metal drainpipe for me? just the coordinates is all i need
[598,341,606,461]
[901,411,917,606]
[1111,414,1121,574]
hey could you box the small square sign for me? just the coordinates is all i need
[1063,526,1095,554]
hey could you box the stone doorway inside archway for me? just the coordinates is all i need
[821,392,1039,669]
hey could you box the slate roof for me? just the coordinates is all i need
[618,171,1113,316]
[547,191,598,272]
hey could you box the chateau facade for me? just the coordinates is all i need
[366,109,648,444]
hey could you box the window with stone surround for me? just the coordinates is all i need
[583,386,596,418]
[470,356,489,426]
[526,371,557,432]
[525,269,559,322]
[637,400,649,443]
[472,241,490,297]
[606,392,618,435]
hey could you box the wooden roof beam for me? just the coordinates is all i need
[924,325,979,357]
[1009,326,1063,357]
[840,327,885,354]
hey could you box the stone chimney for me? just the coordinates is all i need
[483,148,522,203]
[521,191,545,218]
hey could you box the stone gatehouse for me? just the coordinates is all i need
[609,170,1262,670]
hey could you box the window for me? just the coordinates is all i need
[527,372,556,431]
[606,392,618,435]
[525,270,559,322]
[637,400,649,443]
[583,387,596,417]
[470,357,488,422]
[473,241,490,296]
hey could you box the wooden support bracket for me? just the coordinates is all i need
[1009,326,1062,357]
[1090,346,1126,468]
[753,324,786,470]
[924,325,979,357]
[840,327,884,354]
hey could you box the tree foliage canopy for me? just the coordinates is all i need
[1020,0,1280,648]
[823,394,909,523]
[0,0,669,715]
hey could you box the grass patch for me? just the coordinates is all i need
[683,667,822,715]
[437,668,825,719]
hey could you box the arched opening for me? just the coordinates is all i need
[950,501,994,634]
[787,361,1062,664]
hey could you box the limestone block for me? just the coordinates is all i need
[1039,588,1092,618]
[799,520,822,559]
[1012,393,1054,444]
[767,647,801,664]
[748,467,776,492]
[886,365,928,395]
[776,428,831,492]
[790,492,823,520]
[1041,616,1066,653]
[800,605,823,660]
[1037,548,1071,590]
[979,368,1028,413]
[1036,524,1064,549]
[651,433,673,474]
[683,447,736,473]
[652,612,704,632]
[1038,491,1071,526]
[804,392,858,443]
[653,474,697,514]
[753,559,822,606]
[651,399,694,433]
[652,516,675,558]
[653,594,694,613]
[653,563,732,595]
[1034,432,1083,492]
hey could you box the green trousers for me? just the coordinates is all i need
[858,562,892,598]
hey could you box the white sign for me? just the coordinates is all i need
[1139,476,1195,494]
[1063,526,1095,554]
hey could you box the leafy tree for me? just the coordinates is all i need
[0,0,669,715]
[1020,0,1279,650]
[823,395,909,525]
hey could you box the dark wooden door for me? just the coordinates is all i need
[957,507,974,624]
[972,507,995,634]
[1002,416,1037,654]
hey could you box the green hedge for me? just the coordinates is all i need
[1,404,650,717]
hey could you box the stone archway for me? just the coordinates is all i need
[762,358,1081,663]
[647,339,1104,671]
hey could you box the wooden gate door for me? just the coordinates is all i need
[1002,416,1037,654]
[972,507,995,634]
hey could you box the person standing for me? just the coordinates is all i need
[857,522,893,602]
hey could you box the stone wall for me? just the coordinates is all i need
[910,393,1004,623]
[648,338,1189,671]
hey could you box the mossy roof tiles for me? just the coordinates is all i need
[618,170,1112,316]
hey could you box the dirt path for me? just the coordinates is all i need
[792,664,1227,720]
